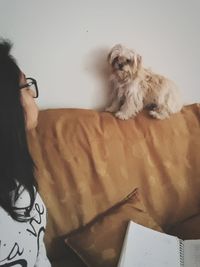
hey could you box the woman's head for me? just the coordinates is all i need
[0,39,38,221]
[0,40,39,130]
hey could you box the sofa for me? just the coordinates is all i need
[27,103,200,267]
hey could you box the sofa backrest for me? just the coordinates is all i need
[27,104,200,248]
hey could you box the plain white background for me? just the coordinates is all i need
[0,0,200,110]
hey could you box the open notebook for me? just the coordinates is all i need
[118,221,200,267]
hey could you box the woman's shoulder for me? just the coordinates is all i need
[0,187,49,266]
[0,185,47,223]
[15,186,46,213]
[0,184,47,223]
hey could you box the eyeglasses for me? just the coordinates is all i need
[19,77,39,98]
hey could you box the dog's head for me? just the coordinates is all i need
[107,44,142,84]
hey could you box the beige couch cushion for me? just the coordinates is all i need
[65,189,162,267]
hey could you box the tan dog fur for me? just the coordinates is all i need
[106,44,183,120]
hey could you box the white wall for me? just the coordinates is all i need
[0,0,200,110]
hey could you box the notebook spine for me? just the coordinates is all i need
[179,239,184,266]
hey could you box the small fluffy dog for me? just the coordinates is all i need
[105,44,183,120]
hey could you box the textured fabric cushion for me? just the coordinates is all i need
[65,189,162,267]
[50,243,87,267]
[27,103,200,259]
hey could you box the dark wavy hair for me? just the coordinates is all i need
[0,39,37,221]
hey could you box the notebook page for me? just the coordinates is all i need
[184,240,200,267]
[118,221,180,267]
[118,222,132,267]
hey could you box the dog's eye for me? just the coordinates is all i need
[126,59,131,64]
[112,57,119,66]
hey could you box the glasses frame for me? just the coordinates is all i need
[19,77,39,98]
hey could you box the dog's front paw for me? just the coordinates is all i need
[105,107,115,113]
[149,110,169,120]
[115,111,130,120]
[105,105,120,113]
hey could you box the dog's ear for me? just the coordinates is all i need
[107,44,122,64]
[107,50,112,64]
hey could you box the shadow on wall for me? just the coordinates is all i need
[84,46,113,111]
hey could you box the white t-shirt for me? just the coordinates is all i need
[0,186,51,266]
